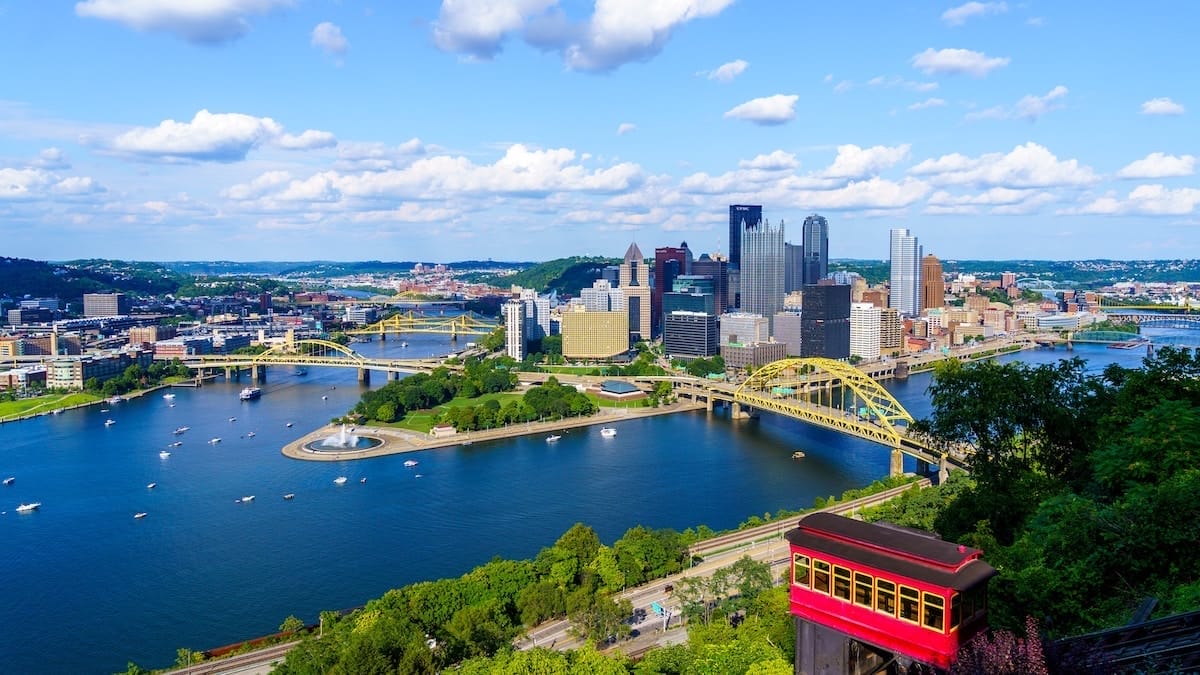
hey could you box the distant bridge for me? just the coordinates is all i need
[347,311,499,338]
[174,338,447,384]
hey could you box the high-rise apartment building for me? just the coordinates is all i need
[880,307,903,353]
[692,254,729,315]
[580,279,625,312]
[83,293,130,318]
[740,219,785,324]
[921,254,945,311]
[889,229,922,317]
[519,288,551,343]
[502,300,525,360]
[850,302,882,361]
[653,243,692,337]
[800,284,850,359]
[801,214,829,286]
[1001,271,1017,289]
[618,242,651,344]
[784,242,804,293]
[727,205,762,268]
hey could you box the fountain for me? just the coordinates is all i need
[304,424,383,453]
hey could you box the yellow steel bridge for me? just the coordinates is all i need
[182,338,445,383]
[347,311,499,338]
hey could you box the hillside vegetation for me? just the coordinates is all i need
[477,257,617,296]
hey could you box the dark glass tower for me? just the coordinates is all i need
[801,214,829,286]
[800,283,850,359]
[728,204,762,268]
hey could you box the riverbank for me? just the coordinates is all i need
[281,400,706,461]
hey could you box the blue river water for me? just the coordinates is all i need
[0,336,1157,673]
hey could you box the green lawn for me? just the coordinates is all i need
[0,392,103,421]
[388,392,525,433]
[585,393,652,408]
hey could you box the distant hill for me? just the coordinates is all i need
[475,257,617,296]
[158,260,536,277]
[0,257,183,304]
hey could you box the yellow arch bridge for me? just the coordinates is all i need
[683,358,968,476]
[180,339,445,384]
[347,311,499,339]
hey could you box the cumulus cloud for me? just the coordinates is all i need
[0,166,104,200]
[908,97,947,111]
[723,94,798,125]
[867,75,939,92]
[738,150,799,171]
[109,110,336,162]
[311,22,348,57]
[1116,152,1196,179]
[74,0,294,44]
[433,0,555,59]
[795,177,931,210]
[1140,97,1185,116]
[704,59,748,83]
[909,142,1098,188]
[941,2,1007,26]
[911,48,1010,77]
[822,144,912,179]
[616,122,636,135]
[31,147,71,170]
[1074,185,1200,216]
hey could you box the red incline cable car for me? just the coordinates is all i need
[786,512,996,671]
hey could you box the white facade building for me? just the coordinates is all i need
[502,300,525,360]
[850,302,882,361]
[889,228,922,317]
[719,312,769,345]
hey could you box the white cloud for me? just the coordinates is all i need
[723,94,798,125]
[1140,97,1185,116]
[0,166,104,200]
[616,122,636,135]
[833,80,854,94]
[704,59,748,83]
[109,109,336,162]
[911,48,1010,77]
[908,97,946,111]
[795,177,931,210]
[909,142,1098,188]
[964,85,1068,121]
[738,150,799,171]
[311,22,348,57]
[1116,152,1196,179]
[941,2,1007,26]
[433,0,555,59]
[74,0,294,44]
[333,139,426,171]
[823,144,912,179]
[1074,185,1200,216]
[31,147,71,170]
[867,75,939,92]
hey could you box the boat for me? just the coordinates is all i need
[134,512,147,519]
[546,435,561,443]
[600,427,617,438]
[286,422,294,428]
[208,438,222,444]
[239,495,255,503]
[108,396,122,404]
[169,441,183,447]
[228,417,237,423]
[295,368,307,376]
[168,403,175,408]
[100,408,109,413]
[246,431,256,438]
[2,477,14,486]
[283,493,295,500]
[16,502,41,513]
[414,474,423,478]
[401,341,408,348]
[147,482,157,489]
[159,451,171,458]
[403,460,419,467]
[360,477,367,484]
[321,395,328,401]
[104,419,116,426]
[173,426,190,435]
[162,393,176,400]
[239,387,262,401]
[333,476,348,485]
[792,451,806,459]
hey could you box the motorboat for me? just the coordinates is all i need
[159,451,171,459]
[134,512,147,519]
[360,477,367,484]
[147,482,157,489]
[792,451,806,459]
[414,474,423,478]
[162,393,176,400]
[286,422,294,428]
[108,396,122,404]
[104,419,116,426]
[228,417,237,423]
[239,387,262,401]
[208,438,222,444]
[169,441,183,447]
[173,426,190,435]
[246,431,256,438]
[321,395,328,401]
[401,341,408,348]
[2,477,14,486]
[600,427,617,438]
[403,460,419,467]
[239,495,255,503]
[283,493,296,500]
[295,368,307,376]
[546,435,561,443]
[333,476,348,485]
[16,502,41,513]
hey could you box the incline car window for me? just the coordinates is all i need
[812,560,831,594]
[793,554,810,587]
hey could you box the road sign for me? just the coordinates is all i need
[651,601,663,615]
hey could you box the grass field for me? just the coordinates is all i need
[0,392,103,422]
[388,392,526,433]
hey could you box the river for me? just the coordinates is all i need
[0,334,1161,673]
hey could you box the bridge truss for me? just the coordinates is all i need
[348,311,499,338]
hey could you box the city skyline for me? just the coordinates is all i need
[2,2,1197,262]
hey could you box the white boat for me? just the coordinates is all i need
[403,460,419,467]
[401,341,408,348]
[169,441,183,447]
[162,393,176,400]
[159,451,171,458]
[283,493,295,500]
[16,502,41,513]
[104,419,116,426]
[286,422,294,428]
[333,476,348,485]
[147,482,157,489]
[600,427,617,438]
[239,387,262,401]
[546,435,561,443]
[360,477,367,484]
[168,403,175,408]
[2,477,14,486]
[246,431,256,438]
[134,512,147,519]
[414,474,423,478]
[108,396,122,404]
[792,450,806,459]
[173,426,190,435]
[321,395,328,401]
[208,438,222,444]
[239,495,255,503]
[228,417,237,422]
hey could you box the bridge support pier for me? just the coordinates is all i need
[224,367,233,381]
[890,448,904,477]
[358,368,370,384]
[731,402,750,419]
[938,457,950,485]
[705,394,713,413]
[252,365,266,383]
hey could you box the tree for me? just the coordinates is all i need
[280,614,306,634]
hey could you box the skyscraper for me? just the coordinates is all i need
[728,204,762,268]
[740,219,785,325]
[618,242,651,344]
[850,302,882,361]
[502,300,525,360]
[653,242,692,337]
[801,214,829,286]
[889,229,922,317]
[800,283,850,359]
[691,254,728,315]
[921,254,945,311]
[784,242,804,293]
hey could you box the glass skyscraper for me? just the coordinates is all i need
[740,219,785,325]
[889,228,922,317]
[801,214,829,286]
[727,204,762,268]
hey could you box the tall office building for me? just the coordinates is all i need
[581,279,625,312]
[653,243,692,337]
[784,242,804,293]
[83,293,130,317]
[560,308,629,360]
[663,311,719,359]
[502,300,525,360]
[720,312,769,345]
[519,288,550,343]
[889,229,922,317]
[740,219,786,326]
[800,284,850,359]
[880,307,903,353]
[728,205,762,268]
[801,214,829,286]
[850,302,882,361]
[618,242,651,344]
[922,254,945,311]
[691,254,728,315]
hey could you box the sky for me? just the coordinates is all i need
[1,1,1197,263]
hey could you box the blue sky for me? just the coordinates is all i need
[1,1,1196,263]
